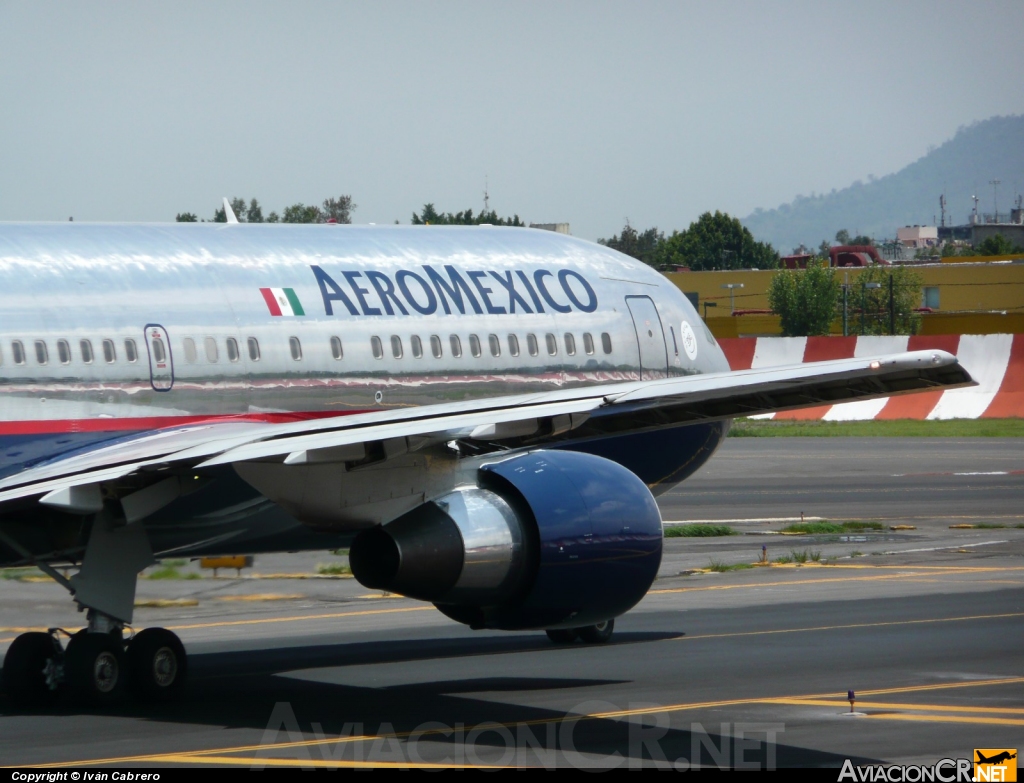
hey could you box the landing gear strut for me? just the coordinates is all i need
[545,618,615,645]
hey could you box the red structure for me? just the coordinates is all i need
[829,245,890,267]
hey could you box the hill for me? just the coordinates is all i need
[741,115,1024,252]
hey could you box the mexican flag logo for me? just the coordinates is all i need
[260,288,305,317]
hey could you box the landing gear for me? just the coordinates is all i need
[127,627,187,702]
[545,618,615,645]
[64,631,126,704]
[1,625,187,707]
[1,632,61,707]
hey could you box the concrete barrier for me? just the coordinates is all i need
[717,334,1024,419]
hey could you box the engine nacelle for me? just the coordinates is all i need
[349,450,663,630]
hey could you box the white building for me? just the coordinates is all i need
[896,225,938,248]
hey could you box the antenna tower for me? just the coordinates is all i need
[989,180,1001,220]
[483,176,490,213]
[939,194,947,227]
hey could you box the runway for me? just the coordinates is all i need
[1,437,1022,769]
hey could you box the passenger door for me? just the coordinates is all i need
[144,324,174,391]
[625,296,668,380]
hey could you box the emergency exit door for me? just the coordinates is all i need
[144,324,174,391]
[625,296,668,380]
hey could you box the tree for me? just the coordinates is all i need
[410,204,524,226]
[175,213,198,222]
[976,233,1024,256]
[835,229,851,246]
[657,211,778,271]
[849,234,873,246]
[856,265,923,336]
[229,198,248,222]
[246,199,264,223]
[281,204,322,223]
[818,240,831,258]
[322,196,355,224]
[598,222,664,267]
[767,259,840,336]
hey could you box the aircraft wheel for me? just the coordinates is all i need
[1,632,60,707]
[128,628,187,702]
[578,619,614,644]
[65,632,126,705]
[545,628,578,644]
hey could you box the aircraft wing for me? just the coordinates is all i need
[0,349,972,509]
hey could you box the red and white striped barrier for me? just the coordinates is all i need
[718,334,1024,420]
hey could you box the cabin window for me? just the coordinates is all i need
[545,333,557,356]
[204,337,218,363]
[508,334,520,357]
[226,337,239,363]
[449,335,462,358]
[583,333,594,355]
[469,334,482,358]
[527,334,539,357]
[430,335,443,358]
[34,341,48,365]
[247,337,261,362]
[57,340,71,364]
[151,337,167,363]
[488,334,501,357]
[11,341,25,365]
[79,340,93,364]
[330,336,343,360]
[289,336,303,361]
[601,332,613,354]
[102,339,116,363]
[371,336,384,359]
[124,339,138,363]
[411,335,423,358]
[564,333,576,356]
[391,335,403,359]
[183,338,197,363]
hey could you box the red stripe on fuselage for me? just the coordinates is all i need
[0,410,360,436]
[259,287,282,316]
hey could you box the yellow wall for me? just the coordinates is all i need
[667,261,1024,337]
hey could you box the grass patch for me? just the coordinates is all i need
[729,418,1024,438]
[773,555,792,564]
[665,524,736,538]
[145,566,201,580]
[1,567,45,581]
[706,559,754,573]
[780,520,883,535]
[850,551,864,558]
[316,563,352,576]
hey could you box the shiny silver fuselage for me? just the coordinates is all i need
[0,223,730,558]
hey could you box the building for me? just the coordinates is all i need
[897,226,938,248]
[529,223,570,235]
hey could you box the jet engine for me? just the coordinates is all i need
[349,450,663,630]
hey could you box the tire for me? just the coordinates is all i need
[2,632,59,707]
[578,619,615,644]
[64,632,126,705]
[127,628,187,703]
[545,628,578,644]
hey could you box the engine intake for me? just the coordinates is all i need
[350,450,663,630]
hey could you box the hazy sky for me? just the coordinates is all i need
[2,2,1023,240]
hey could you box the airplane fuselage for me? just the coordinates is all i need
[0,223,730,558]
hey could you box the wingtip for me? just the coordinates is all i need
[222,197,239,224]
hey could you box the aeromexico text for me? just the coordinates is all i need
[311,265,598,318]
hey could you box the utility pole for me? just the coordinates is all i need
[889,274,896,335]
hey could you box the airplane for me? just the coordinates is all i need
[0,205,973,706]
[976,751,1016,765]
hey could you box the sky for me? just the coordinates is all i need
[2,1,1023,241]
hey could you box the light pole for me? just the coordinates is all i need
[721,283,744,314]
[861,282,881,335]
